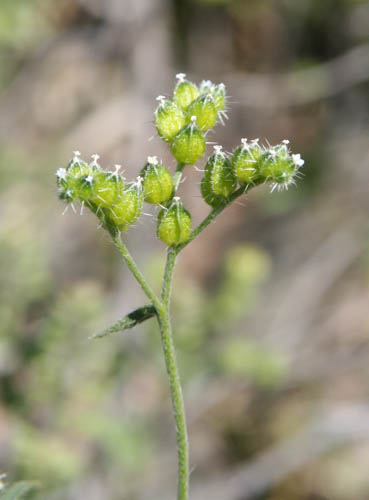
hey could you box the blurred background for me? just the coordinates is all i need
[1,0,369,498]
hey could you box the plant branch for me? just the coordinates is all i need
[177,183,250,252]
[157,246,189,500]
[111,232,162,311]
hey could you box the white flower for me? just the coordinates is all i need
[147,156,158,165]
[56,167,67,180]
[292,153,304,167]
[176,73,186,81]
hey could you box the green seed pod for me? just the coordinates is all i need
[105,179,143,231]
[212,83,226,112]
[89,167,125,208]
[170,117,206,165]
[173,73,200,110]
[199,80,214,95]
[157,198,192,246]
[231,138,263,184]
[155,96,186,142]
[186,94,217,131]
[141,156,173,204]
[201,146,237,207]
[260,140,304,190]
[56,152,100,202]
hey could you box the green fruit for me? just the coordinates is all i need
[89,171,124,208]
[173,74,199,110]
[232,139,263,184]
[141,158,173,204]
[155,97,186,142]
[105,181,143,231]
[157,199,192,246]
[186,95,217,131]
[201,146,237,207]
[170,119,206,165]
[259,144,302,187]
[212,83,226,112]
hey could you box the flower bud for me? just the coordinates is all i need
[155,96,186,142]
[170,117,206,165]
[173,73,199,110]
[186,94,217,131]
[141,156,173,204]
[104,179,143,231]
[157,198,192,246]
[201,146,237,207]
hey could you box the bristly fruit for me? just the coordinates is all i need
[173,73,199,111]
[259,140,304,191]
[186,94,217,131]
[155,96,186,142]
[104,178,143,231]
[231,138,263,184]
[157,198,192,246]
[141,156,173,204]
[201,145,237,207]
[170,117,206,165]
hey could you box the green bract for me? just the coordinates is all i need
[186,94,217,131]
[201,146,237,207]
[173,73,199,110]
[170,118,206,165]
[231,139,263,184]
[157,199,192,246]
[155,96,186,142]
[141,157,173,204]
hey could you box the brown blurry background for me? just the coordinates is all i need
[1,0,369,499]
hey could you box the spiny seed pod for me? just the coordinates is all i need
[201,146,237,207]
[89,167,125,208]
[155,96,186,142]
[186,94,217,131]
[56,152,101,202]
[173,73,199,110]
[212,83,226,112]
[104,179,143,231]
[231,138,263,184]
[141,156,173,204]
[259,140,304,190]
[170,117,206,165]
[157,198,192,246]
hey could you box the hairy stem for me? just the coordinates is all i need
[112,232,189,499]
[177,183,250,251]
[158,246,189,500]
[111,233,161,310]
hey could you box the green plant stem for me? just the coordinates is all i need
[111,233,161,310]
[158,246,189,500]
[177,183,250,252]
[112,232,189,500]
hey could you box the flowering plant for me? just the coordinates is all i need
[56,74,304,500]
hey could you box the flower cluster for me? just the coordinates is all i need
[56,75,304,246]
